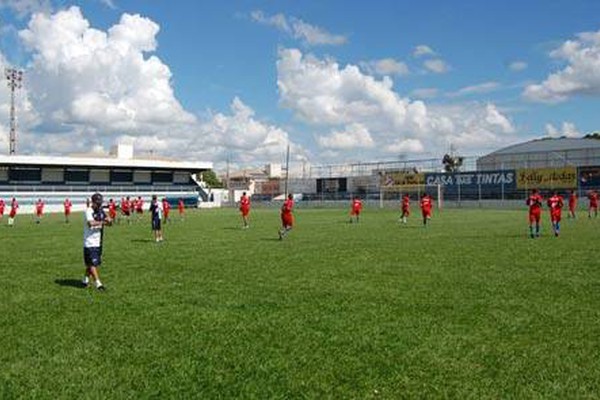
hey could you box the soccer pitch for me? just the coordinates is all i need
[1,207,599,398]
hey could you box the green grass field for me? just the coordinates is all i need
[1,207,599,399]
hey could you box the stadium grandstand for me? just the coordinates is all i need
[0,144,212,214]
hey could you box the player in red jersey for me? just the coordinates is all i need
[63,198,73,223]
[8,197,18,227]
[239,191,251,228]
[547,191,564,237]
[278,193,294,240]
[162,198,171,224]
[0,198,5,223]
[121,196,131,224]
[526,188,543,238]
[34,198,44,224]
[178,198,185,220]
[588,190,599,218]
[108,198,117,222]
[400,194,410,224]
[135,196,144,217]
[568,190,577,219]
[349,196,363,223]
[420,193,433,226]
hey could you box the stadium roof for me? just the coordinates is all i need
[0,154,212,170]
[483,138,600,156]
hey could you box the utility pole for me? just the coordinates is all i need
[5,68,23,155]
[284,144,290,196]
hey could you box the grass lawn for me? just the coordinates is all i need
[1,206,599,399]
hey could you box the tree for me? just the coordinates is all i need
[200,170,223,188]
[584,132,600,140]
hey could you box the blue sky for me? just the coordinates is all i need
[0,0,599,169]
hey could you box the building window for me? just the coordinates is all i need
[111,169,133,183]
[65,169,89,183]
[9,167,42,182]
[152,171,173,183]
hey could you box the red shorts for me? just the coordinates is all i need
[9,210,16,218]
[109,210,117,219]
[421,209,431,218]
[590,203,598,210]
[65,209,71,216]
[240,207,250,217]
[350,209,361,216]
[550,211,561,222]
[36,211,43,217]
[402,207,410,215]
[529,211,541,223]
[281,214,294,227]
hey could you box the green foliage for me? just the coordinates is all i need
[1,208,599,398]
[583,132,600,140]
[201,169,223,188]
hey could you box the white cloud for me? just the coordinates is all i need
[0,0,51,17]
[413,45,435,58]
[424,59,450,74]
[509,61,528,71]
[524,29,600,103]
[360,58,409,76]
[317,123,374,149]
[277,48,516,159]
[545,121,580,138]
[18,6,195,140]
[387,138,424,153]
[251,10,346,46]
[450,81,500,97]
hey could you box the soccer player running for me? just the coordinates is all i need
[547,191,564,237]
[8,198,18,227]
[0,198,5,223]
[239,191,251,229]
[568,190,577,219]
[35,198,44,224]
[178,198,185,221]
[149,195,164,242]
[588,189,599,218]
[420,193,433,226]
[121,196,131,224]
[64,198,72,223]
[278,193,295,240]
[82,193,112,291]
[400,194,410,224]
[526,188,543,238]
[108,198,117,223]
[162,198,171,224]
[349,196,363,223]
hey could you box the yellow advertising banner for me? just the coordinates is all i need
[516,167,577,189]
[380,171,425,188]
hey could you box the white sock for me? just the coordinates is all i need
[82,276,89,284]
[95,280,103,288]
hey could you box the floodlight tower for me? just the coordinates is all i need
[5,68,23,155]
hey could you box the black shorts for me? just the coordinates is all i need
[152,218,161,231]
[84,247,102,267]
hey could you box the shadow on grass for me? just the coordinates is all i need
[260,237,284,242]
[54,278,85,289]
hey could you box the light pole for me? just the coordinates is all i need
[5,68,23,155]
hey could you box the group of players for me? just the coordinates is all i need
[237,188,598,241]
[0,195,187,226]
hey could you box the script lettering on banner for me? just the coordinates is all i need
[379,170,424,189]
[516,167,577,189]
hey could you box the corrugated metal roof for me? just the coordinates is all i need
[0,154,212,170]
[483,138,600,157]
